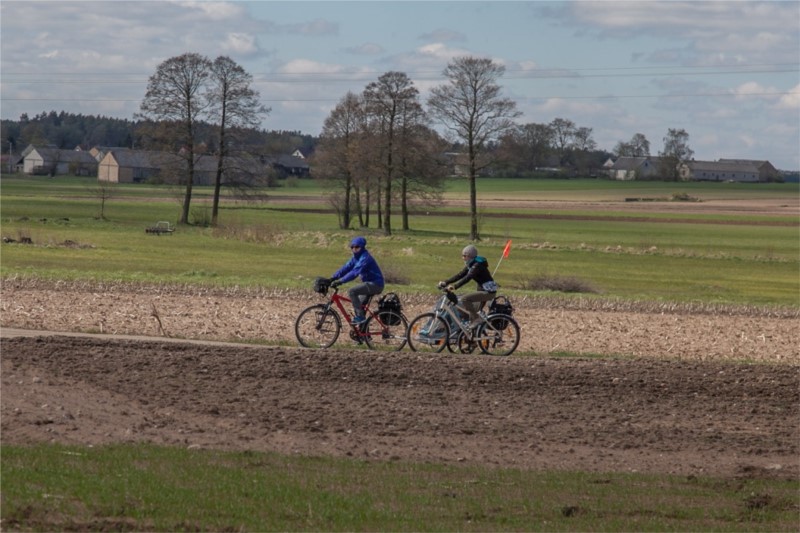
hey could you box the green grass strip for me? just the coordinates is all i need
[2,443,798,532]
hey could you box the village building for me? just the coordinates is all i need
[20,145,98,176]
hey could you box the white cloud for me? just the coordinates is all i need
[38,50,60,60]
[221,33,259,55]
[695,132,720,148]
[561,1,799,65]
[174,1,243,20]
[776,84,800,110]
[539,98,608,117]
[278,59,346,75]
[570,1,792,34]
[737,134,757,149]
[732,81,774,100]
[417,43,467,61]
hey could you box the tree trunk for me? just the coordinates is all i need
[401,173,409,230]
[181,142,195,225]
[469,142,479,241]
[212,106,226,227]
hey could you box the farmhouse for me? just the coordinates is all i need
[260,154,310,178]
[21,145,98,176]
[678,160,761,182]
[717,159,779,181]
[98,148,179,183]
[608,156,780,182]
[607,156,662,180]
[98,149,270,185]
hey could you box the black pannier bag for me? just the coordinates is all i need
[377,292,402,325]
[488,295,514,329]
[313,276,330,295]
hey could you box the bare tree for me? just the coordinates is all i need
[87,180,118,220]
[614,133,651,157]
[630,133,651,157]
[496,122,555,175]
[138,53,212,224]
[659,128,694,180]
[549,118,576,166]
[363,71,420,236]
[572,126,598,175]
[396,124,448,229]
[207,56,270,226]
[428,56,520,240]
[572,127,596,152]
[316,92,367,229]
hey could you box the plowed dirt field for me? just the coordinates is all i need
[2,280,798,480]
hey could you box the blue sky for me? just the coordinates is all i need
[2,1,799,169]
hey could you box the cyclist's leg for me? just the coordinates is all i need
[460,291,494,324]
[348,282,382,321]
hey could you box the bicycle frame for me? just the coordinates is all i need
[433,290,505,340]
[327,289,359,323]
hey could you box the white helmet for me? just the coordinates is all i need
[462,245,478,259]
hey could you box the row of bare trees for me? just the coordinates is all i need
[137,53,268,225]
[316,57,520,240]
[135,53,696,238]
[314,75,450,235]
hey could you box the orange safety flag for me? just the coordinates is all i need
[502,240,512,258]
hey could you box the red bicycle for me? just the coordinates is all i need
[294,277,408,350]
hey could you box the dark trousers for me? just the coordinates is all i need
[460,291,495,322]
[349,282,383,319]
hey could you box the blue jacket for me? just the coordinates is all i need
[332,249,385,287]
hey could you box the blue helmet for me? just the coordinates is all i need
[350,236,367,248]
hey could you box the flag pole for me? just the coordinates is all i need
[492,240,512,276]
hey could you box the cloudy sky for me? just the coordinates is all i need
[2,1,799,169]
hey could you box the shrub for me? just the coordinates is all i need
[212,222,284,244]
[382,265,410,286]
[517,274,599,294]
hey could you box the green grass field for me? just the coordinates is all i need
[2,175,798,306]
[2,443,797,532]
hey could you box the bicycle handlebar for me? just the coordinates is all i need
[438,287,459,304]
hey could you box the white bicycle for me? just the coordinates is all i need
[406,289,520,356]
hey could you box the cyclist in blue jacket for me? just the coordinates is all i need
[330,236,385,324]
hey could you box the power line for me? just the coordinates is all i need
[2,63,797,84]
[2,90,797,104]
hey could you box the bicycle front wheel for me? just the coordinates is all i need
[295,304,341,348]
[363,311,408,351]
[406,313,449,353]
[477,314,520,356]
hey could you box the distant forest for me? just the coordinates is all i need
[0,111,319,158]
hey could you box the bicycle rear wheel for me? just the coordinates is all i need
[476,314,520,356]
[406,313,449,353]
[363,311,408,351]
[295,304,341,348]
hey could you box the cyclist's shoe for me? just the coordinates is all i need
[351,315,367,325]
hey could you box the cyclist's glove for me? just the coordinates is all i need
[330,280,341,288]
[437,281,446,289]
